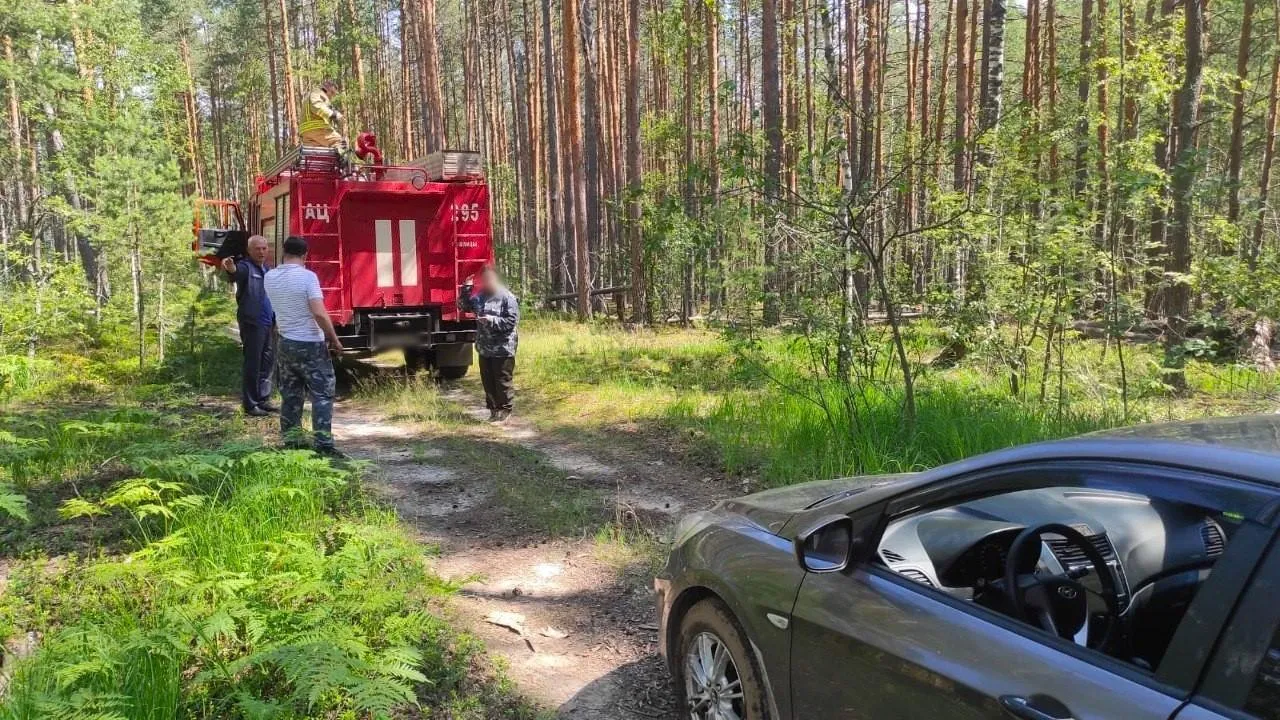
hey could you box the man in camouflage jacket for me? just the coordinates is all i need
[459,267,520,422]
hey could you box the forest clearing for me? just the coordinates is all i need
[7,0,1280,715]
[2,313,1277,717]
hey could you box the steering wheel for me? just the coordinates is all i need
[1003,523,1120,650]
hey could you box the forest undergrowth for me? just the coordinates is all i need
[0,401,541,719]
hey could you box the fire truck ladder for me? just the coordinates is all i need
[293,173,344,301]
[265,146,344,179]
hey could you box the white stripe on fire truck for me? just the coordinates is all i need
[398,219,418,285]
[374,219,395,287]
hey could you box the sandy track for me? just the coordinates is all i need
[332,386,731,718]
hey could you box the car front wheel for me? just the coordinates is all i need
[674,598,771,720]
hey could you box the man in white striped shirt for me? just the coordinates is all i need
[264,236,346,458]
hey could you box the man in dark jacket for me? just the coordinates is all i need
[222,235,276,417]
[459,266,520,422]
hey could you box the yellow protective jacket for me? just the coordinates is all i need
[299,88,339,134]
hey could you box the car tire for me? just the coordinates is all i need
[674,597,772,720]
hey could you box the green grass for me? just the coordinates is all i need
[352,373,476,428]
[668,380,1123,486]
[0,407,541,719]
[509,316,1280,489]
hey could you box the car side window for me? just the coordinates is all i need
[1244,627,1280,719]
[872,468,1264,679]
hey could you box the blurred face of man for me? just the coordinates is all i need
[479,269,500,293]
[248,236,269,264]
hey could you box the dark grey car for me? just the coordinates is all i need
[656,415,1280,720]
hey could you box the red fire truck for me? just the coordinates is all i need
[194,138,491,379]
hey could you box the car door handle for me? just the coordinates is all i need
[1000,695,1076,720]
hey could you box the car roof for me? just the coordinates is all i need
[781,415,1280,537]
[1090,413,1280,451]
[926,414,1280,488]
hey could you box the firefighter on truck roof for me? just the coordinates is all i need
[299,79,345,151]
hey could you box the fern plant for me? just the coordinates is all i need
[0,482,28,522]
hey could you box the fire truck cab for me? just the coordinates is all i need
[207,143,492,379]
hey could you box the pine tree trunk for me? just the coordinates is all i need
[179,36,205,197]
[1163,0,1207,391]
[4,36,26,239]
[953,0,971,191]
[346,0,366,127]
[277,0,298,142]
[977,0,1006,165]
[707,0,722,311]
[934,0,955,181]
[1073,0,1094,196]
[626,0,645,322]
[131,217,145,370]
[1251,0,1280,268]
[1095,0,1110,252]
[1047,0,1059,178]
[581,0,603,312]
[541,0,566,293]
[564,0,592,319]
[762,0,782,325]
[1227,0,1258,225]
[399,0,414,158]
[421,0,447,148]
[1145,0,1177,314]
[681,0,697,324]
[513,34,536,288]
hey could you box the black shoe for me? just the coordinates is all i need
[259,402,280,413]
[315,446,349,460]
[245,407,270,417]
[491,409,511,424]
[487,410,499,421]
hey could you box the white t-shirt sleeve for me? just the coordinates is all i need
[307,272,323,302]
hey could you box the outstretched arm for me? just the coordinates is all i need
[458,284,483,314]
[222,257,246,284]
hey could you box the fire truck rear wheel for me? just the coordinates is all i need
[403,347,434,374]
[436,365,469,381]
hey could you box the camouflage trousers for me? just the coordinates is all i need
[277,338,336,450]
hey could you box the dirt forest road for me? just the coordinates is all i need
[332,383,736,718]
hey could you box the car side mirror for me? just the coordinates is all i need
[795,516,859,573]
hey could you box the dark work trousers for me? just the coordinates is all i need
[277,339,336,450]
[479,355,516,411]
[238,321,276,411]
